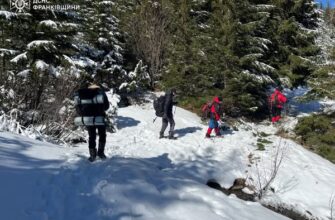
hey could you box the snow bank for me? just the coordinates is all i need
[99,1,115,6]
[17,69,30,77]
[72,57,97,68]
[0,48,18,57]
[39,20,58,29]
[34,60,49,71]
[0,10,16,19]
[11,52,27,63]
[27,40,56,50]
[0,103,334,220]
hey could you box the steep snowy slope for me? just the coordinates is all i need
[0,103,334,220]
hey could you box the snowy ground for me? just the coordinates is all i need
[0,103,334,220]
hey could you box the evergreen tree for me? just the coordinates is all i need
[79,0,149,95]
[0,4,32,112]
[80,0,123,83]
[10,8,79,111]
[205,0,275,117]
[165,0,215,96]
[0,0,324,125]
[271,0,319,86]
[0,6,18,112]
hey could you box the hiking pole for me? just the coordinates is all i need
[284,101,289,118]
[153,116,158,123]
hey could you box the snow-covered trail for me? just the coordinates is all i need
[0,103,334,220]
[108,105,256,190]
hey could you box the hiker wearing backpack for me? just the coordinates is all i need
[269,86,287,123]
[205,96,223,138]
[159,88,178,139]
[74,81,110,162]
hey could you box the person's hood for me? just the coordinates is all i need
[213,96,221,103]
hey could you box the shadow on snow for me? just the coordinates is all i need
[0,133,244,220]
[174,126,202,138]
[115,116,141,129]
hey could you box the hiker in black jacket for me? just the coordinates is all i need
[74,82,110,162]
[160,88,178,139]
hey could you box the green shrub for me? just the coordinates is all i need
[257,142,265,151]
[257,138,273,144]
[259,132,270,137]
[295,113,335,163]
[320,131,335,145]
[295,115,331,139]
[318,145,335,163]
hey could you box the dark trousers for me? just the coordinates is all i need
[87,126,106,150]
[160,116,175,135]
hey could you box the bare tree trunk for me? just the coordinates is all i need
[127,0,171,89]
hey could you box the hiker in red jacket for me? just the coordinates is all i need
[205,96,223,138]
[270,86,287,123]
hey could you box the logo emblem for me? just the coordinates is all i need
[10,0,30,13]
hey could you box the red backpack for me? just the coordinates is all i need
[201,102,212,119]
[269,93,279,109]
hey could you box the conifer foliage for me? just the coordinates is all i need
[0,0,323,141]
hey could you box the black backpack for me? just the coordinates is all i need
[153,95,166,117]
[74,89,106,117]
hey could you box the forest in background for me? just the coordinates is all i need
[0,0,334,143]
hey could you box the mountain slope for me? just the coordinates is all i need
[0,103,334,220]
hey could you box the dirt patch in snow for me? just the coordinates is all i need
[207,179,319,220]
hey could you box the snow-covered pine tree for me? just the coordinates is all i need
[0,2,35,113]
[307,8,335,100]
[79,0,149,96]
[164,0,215,96]
[7,7,81,140]
[207,0,276,117]
[80,0,121,82]
[271,0,320,87]
[0,5,18,112]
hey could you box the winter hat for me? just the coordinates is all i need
[88,83,100,89]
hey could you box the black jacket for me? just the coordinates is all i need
[164,90,177,117]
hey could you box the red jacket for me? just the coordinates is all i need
[270,89,287,108]
[210,96,222,121]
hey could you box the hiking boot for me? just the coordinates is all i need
[88,148,97,162]
[159,132,164,139]
[168,131,176,139]
[205,133,211,138]
[97,152,107,160]
[216,132,223,138]
[98,144,107,160]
